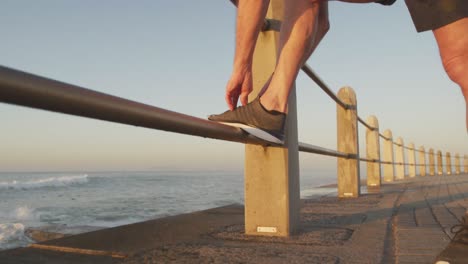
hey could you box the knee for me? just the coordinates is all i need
[442,54,468,97]
[443,54,467,83]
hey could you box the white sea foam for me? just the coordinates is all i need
[0,174,88,190]
[12,206,34,221]
[0,223,30,249]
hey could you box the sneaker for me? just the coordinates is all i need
[434,215,468,264]
[208,98,286,144]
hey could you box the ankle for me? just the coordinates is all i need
[259,96,287,113]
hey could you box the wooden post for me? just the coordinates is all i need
[395,137,405,180]
[419,146,426,177]
[437,150,443,175]
[408,143,416,178]
[429,148,435,176]
[383,129,394,182]
[455,153,460,174]
[465,155,468,174]
[446,152,452,175]
[366,115,381,188]
[337,87,360,198]
[244,0,300,237]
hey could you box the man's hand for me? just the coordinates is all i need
[225,68,253,110]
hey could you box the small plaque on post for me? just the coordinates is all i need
[257,226,277,233]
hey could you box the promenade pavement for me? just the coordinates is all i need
[1,174,467,264]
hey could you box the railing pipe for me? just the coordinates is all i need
[299,143,351,158]
[455,153,460,174]
[358,116,376,131]
[379,132,391,141]
[0,66,267,146]
[301,64,350,110]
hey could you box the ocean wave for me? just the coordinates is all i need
[0,174,89,190]
[0,223,31,249]
[12,206,34,221]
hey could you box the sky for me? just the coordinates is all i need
[0,1,466,174]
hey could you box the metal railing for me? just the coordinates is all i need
[1,63,464,172]
[0,65,354,161]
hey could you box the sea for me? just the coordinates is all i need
[0,171,336,250]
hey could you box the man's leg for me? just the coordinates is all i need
[209,0,327,141]
[260,0,327,113]
[432,18,468,130]
[260,0,381,112]
[210,0,385,141]
[258,1,329,97]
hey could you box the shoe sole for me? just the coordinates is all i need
[220,122,284,145]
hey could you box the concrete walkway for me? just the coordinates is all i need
[1,174,467,264]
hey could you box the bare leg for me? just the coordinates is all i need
[259,0,327,113]
[433,18,468,131]
[258,1,329,98]
[225,0,269,110]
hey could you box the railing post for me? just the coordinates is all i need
[337,86,360,198]
[408,143,416,178]
[366,115,380,188]
[419,146,426,176]
[455,153,460,174]
[395,137,405,180]
[437,150,443,175]
[465,155,468,174]
[383,129,395,182]
[244,0,300,237]
[446,152,452,175]
[429,149,435,176]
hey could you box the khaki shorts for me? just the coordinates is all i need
[405,0,468,32]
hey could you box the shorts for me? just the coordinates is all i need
[405,0,468,32]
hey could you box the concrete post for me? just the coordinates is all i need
[337,87,360,198]
[455,153,460,174]
[419,146,426,177]
[437,150,443,175]
[244,1,300,237]
[365,116,381,188]
[408,143,416,178]
[395,137,405,180]
[429,149,435,176]
[465,155,468,174]
[446,152,452,175]
[383,129,394,183]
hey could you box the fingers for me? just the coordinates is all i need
[225,93,237,110]
[225,71,253,110]
[225,85,240,110]
[240,93,249,106]
[240,73,253,106]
